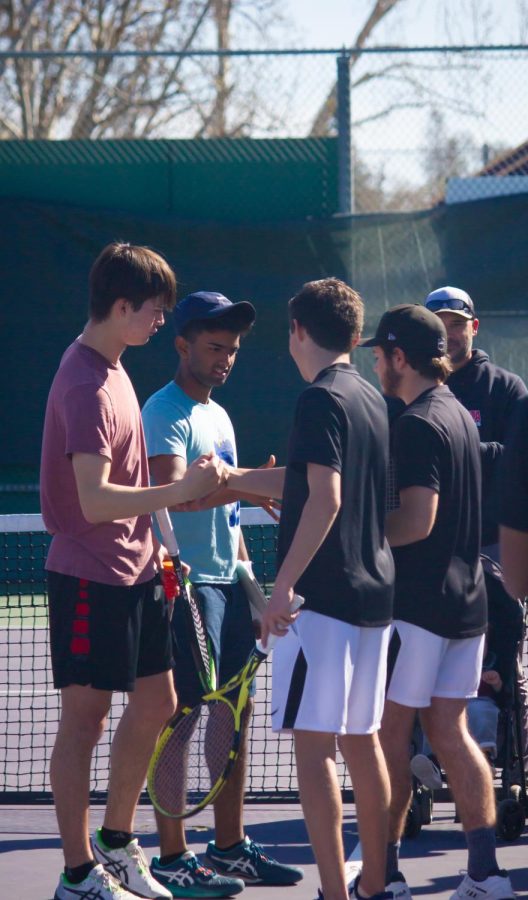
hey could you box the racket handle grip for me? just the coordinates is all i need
[155,508,180,558]
[256,593,304,654]
[161,560,178,601]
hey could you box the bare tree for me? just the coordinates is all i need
[309,0,510,138]
[310,0,403,137]
[0,0,287,139]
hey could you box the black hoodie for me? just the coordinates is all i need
[447,349,527,545]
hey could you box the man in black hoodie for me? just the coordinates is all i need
[425,285,528,785]
[424,285,527,560]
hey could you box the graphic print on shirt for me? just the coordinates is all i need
[215,436,240,527]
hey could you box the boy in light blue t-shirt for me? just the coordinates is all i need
[142,291,304,898]
[143,379,239,583]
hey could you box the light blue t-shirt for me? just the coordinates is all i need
[142,381,239,583]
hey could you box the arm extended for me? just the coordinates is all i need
[226,464,286,499]
[150,452,280,515]
[72,451,225,524]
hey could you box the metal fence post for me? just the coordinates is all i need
[336,52,353,215]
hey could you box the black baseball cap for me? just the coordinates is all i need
[173,291,256,336]
[425,286,475,319]
[359,304,447,357]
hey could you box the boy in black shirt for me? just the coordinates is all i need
[227,278,394,900]
[360,305,516,900]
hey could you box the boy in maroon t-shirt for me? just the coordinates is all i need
[41,243,227,900]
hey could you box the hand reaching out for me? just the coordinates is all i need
[238,454,282,522]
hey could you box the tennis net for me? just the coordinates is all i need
[0,510,349,802]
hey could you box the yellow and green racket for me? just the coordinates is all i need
[147,593,303,818]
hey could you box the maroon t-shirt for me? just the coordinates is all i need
[40,339,155,586]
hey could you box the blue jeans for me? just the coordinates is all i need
[171,581,256,706]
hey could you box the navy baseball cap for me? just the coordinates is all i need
[359,304,447,357]
[173,291,256,336]
[425,286,475,319]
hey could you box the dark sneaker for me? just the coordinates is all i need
[352,877,395,900]
[205,836,304,885]
[92,828,171,899]
[150,851,245,898]
[54,862,146,899]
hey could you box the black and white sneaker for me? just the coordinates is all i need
[450,871,516,900]
[92,828,171,898]
[386,872,412,900]
[54,862,147,899]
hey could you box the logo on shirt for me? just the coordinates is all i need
[469,409,481,427]
[214,437,239,527]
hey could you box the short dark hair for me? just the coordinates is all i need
[382,346,452,382]
[288,278,364,352]
[89,242,177,322]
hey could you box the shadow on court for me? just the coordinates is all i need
[1,802,527,900]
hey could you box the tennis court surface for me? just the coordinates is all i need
[1,512,527,897]
[2,801,528,899]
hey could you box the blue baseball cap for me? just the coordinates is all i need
[173,291,256,336]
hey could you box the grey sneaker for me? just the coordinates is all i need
[410,753,443,791]
[92,828,171,899]
[54,862,147,899]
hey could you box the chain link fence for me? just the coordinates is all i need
[0,45,527,213]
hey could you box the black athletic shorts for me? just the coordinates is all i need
[47,571,174,691]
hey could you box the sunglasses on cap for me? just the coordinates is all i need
[425,297,473,315]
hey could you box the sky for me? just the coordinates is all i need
[284,0,527,48]
[272,0,528,189]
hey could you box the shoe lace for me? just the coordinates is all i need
[126,841,148,874]
[97,868,124,894]
[246,839,270,863]
[186,854,215,878]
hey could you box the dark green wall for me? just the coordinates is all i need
[0,138,338,222]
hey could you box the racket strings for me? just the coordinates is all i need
[150,702,236,816]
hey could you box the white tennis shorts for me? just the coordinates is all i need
[386,620,485,708]
[271,609,390,735]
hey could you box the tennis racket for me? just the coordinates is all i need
[236,559,268,623]
[155,508,216,693]
[147,592,304,819]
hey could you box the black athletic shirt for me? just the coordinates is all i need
[499,395,528,533]
[391,384,486,639]
[277,363,394,627]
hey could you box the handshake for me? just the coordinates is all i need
[170,451,231,507]
[166,452,281,519]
